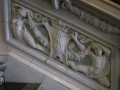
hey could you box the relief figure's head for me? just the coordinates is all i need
[91,42,103,56]
[16,8,27,19]
[94,46,102,56]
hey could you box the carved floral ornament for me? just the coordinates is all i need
[11,3,112,88]
[52,0,120,35]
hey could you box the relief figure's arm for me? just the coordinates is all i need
[72,32,85,51]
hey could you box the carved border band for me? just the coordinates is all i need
[58,0,120,35]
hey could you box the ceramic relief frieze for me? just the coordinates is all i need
[11,2,112,88]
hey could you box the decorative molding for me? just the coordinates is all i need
[103,0,120,10]
[51,20,70,32]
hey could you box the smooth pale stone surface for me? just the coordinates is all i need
[32,53,48,62]
[30,59,93,90]
[60,79,80,90]
[61,73,93,90]
[7,44,34,63]
[31,58,65,78]
[0,49,7,55]
[0,0,4,21]
[4,56,44,83]
[0,22,7,51]
[0,55,7,63]
[38,76,71,90]
[30,63,85,90]
[46,58,68,73]
[9,52,31,66]
[29,63,62,83]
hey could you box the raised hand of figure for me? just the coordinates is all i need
[42,19,47,25]
[71,32,78,41]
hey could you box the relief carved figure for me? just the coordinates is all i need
[68,32,110,87]
[11,4,49,55]
[67,33,93,62]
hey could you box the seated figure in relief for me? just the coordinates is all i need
[68,32,110,87]
[11,4,49,55]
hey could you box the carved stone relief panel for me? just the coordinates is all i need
[4,0,119,90]
[11,1,111,88]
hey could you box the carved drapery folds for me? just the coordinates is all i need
[52,0,120,35]
[11,3,111,87]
